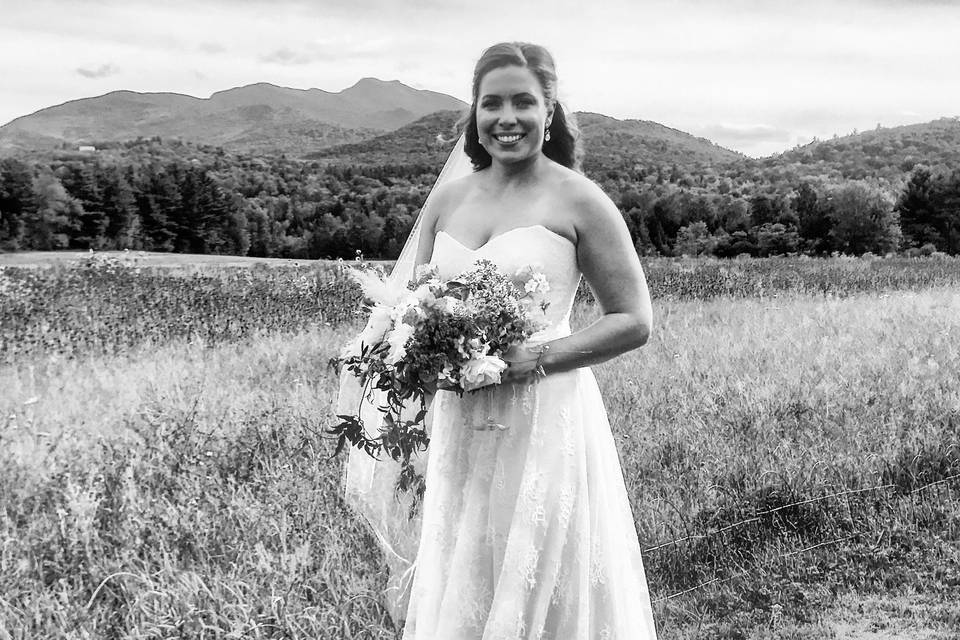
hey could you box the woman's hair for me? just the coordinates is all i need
[461,42,582,172]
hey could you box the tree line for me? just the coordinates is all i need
[1,139,958,259]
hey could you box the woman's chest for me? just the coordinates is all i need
[437,190,576,248]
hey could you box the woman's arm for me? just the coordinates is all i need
[501,178,652,382]
[413,200,440,270]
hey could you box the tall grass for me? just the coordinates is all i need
[2,278,958,637]
[3,253,960,364]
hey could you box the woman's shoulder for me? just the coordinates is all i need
[546,163,619,224]
[429,172,482,212]
[423,172,479,230]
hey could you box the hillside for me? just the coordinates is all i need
[306,110,464,166]
[0,79,467,157]
[310,110,745,175]
[744,117,960,187]
[575,112,744,172]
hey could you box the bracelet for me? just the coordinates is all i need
[533,343,550,381]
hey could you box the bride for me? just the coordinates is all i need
[338,41,657,639]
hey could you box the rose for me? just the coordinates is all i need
[460,355,508,392]
[524,272,550,295]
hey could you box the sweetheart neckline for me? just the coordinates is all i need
[436,224,575,252]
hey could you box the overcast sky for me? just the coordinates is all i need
[1,0,958,157]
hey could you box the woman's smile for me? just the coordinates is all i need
[476,64,551,165]
[493,132,526,145]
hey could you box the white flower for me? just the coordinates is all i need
[461,355,508,391]
[384,322,416,365]
[457,337,488,360]
[524,272,550,295]
[367,305,392,334]
[390,293,427,326]
[412,283,433,301]
[437,363,458,385]
[414,263,439,282]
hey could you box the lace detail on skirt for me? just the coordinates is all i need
[401,369,657,639]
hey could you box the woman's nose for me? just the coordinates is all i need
[498,105,518,126]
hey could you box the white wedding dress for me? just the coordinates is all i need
[401,224,658,639]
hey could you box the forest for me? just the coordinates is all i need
[1,127,959,260]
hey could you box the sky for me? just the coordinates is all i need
[1,0,958,158]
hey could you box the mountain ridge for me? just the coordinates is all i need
[0,79,468,156]
[2,80,959,182]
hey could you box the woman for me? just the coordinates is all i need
[400,42,658,638]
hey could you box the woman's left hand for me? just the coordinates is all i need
[500,343,541,385]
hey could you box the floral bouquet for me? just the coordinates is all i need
[328,259,551,502]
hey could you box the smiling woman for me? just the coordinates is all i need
[463,42,582,172]
[339,41,659,639]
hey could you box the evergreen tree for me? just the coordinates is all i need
[933,169,960,254]
[137,164,180,251]
[897,167,941,249]
[0,159,35,250]
[101,166,141,249]
[794,183,832,254]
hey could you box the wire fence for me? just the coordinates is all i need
[641,473,960,603]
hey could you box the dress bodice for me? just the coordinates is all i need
[430,224,581,341]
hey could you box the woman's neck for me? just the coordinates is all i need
[488,151,548,187]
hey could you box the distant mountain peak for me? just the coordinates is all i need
[0,78,468,154]
[354,77,398,85]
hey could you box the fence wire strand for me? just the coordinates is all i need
[643,475,960,604]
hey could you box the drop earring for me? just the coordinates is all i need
[544,127,551,142]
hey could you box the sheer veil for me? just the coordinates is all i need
[335,131,473,624]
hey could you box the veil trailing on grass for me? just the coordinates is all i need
[335,131,472,625]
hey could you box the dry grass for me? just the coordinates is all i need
[1,265,958,637]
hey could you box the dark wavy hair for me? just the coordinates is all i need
[460,42,582,172]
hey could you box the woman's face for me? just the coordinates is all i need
[476,65,553,166]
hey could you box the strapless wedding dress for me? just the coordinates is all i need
[401,225,658,639]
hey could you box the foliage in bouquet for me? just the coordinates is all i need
[327,259,551,513]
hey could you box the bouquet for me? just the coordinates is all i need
[328,259,551,502]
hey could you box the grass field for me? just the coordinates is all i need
[1,255,959,638]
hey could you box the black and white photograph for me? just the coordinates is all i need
[1,1,959,638]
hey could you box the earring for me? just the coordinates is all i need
[544,127,551,142]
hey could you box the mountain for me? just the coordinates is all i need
[4,77,959,186]
[750,117,960,184]
[0,78,467,157]
[574,113,743,172]
[308,110,743,175]
[306,110,463,166]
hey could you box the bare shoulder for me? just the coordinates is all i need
[427,171,480,231]
[547,164,621,240]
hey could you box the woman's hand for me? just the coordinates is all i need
[500,343,542,385]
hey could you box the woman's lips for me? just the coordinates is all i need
[492,132,525,145]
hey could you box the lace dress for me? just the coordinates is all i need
[401,224,658,639]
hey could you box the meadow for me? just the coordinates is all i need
[1,253,959,639]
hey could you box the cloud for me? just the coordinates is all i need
[75,63,119,78]
[259,40,392,66]
[695,123,792,143]
[259,47,314,66]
